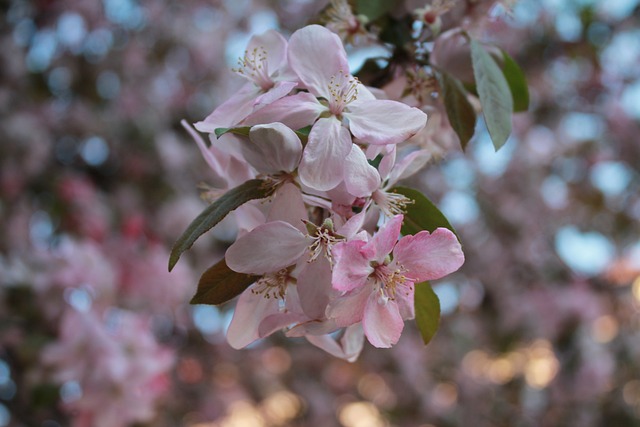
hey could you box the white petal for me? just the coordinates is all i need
[240,122,302,174]
[346,100,428,145]
[343,144,381,198]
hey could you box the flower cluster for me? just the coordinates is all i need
[182,25,465,358]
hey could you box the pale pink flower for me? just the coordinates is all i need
[246,25,428,192]
[195,30,298,133]
[327,215,464,348]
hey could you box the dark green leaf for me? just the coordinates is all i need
[390,186,458,240]
[414,281,441,345]
[169,179,275,271]
[190,258,258,305]
[470,39,513,151]
[214,126,251,139]
[501,50,529,112]
[356,0,393,21]
[436,71,477,151]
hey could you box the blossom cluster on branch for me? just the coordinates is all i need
[172,23,483,358]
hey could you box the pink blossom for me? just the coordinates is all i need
[246,25,428,192]
[327,215,464,348]
[195,30,298,133]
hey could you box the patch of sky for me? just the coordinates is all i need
[555,11,582,42]
[29,210,54,248]
[12,18,35,47]
[597,0,640,19]
[103,0,145,30]
[601,30,640,79]
[192,305,224,335]
[555,226,616,276]
[81,136,110,166]
[60,381,82,403]
[441,156,475,190]
[96,70,121,99]
[193,6,222,32]
[57,12,86,51]
[512,0,542,27]
[0,379,16,401]
[559,112,604,141]
[48,67,72,96]
[540,175,569,209]
[587,22,611,47]
[26,29,57,73]
[0,361,9,386]
[440,190,480,226]
[83,28,113,63]
[472,126,516,177]
[553,157,587,183]
[590,161,633,196]
[249,9,280,33]
[433,282,459,315]
[621,79,640,120]
[64,287,93,312]
[347,45,391,74]
[0,404,9,427]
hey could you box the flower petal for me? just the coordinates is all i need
[225,221,310,274]
[243,92,325,129]
[195,83,259,131]
[288,25,349,98]
[242,122,302,175]
[297,255,333,319]
[393,228,464,282]
[246,30,288,76]
[267,182,307,233]
[386,149,432,186]
[332,240,374,292]
[306,324,365,362]
[299,117,352,191]
[362,294,404,348]
[343,144,381,198]
[226,287,278,349]
[254,81,298,108]
[364,214,403,264]
[346,100,428,145]
[326,284,369,327]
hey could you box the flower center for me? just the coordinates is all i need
[373,263,413,305]
[233,47,274,91]
[251,269,290,300]
[306,219,342,262]
[327,71,360,115]
[372,190,414,217]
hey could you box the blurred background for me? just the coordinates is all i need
[1,0,640,426]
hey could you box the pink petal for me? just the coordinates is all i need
[343,144,381,198]
[242,122,302,175]
[332,240,374,292]
[181,120,227,187]
[377,146,396,181]
[288,25,349,98]
[394,281,416,320]
[246,30,288,76]
[336,210,367,239]
[299,117,352,191]
[393,228,464,282]
[226,288,279,349]
[364,214,403,264]
[386,149,432,186]
[297,255,333,319]
[195,83,259,131]
[225,221,310,274]
[346,99,428,145]
[326,284,370,327]
[305,324,364,362]
[267,182,307,233]
[243,92,325,129]
[362,294,404,348]
[254,81,298,108]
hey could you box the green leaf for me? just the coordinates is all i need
[501,50,529,112]
[414,281,441,345]
[356,0,393,21]
[436,71,477,151]
[169,179,275,271]
[190,258,258,305]
[214,126,251,139]
[390,186,458,240]
[470,39,513,151]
